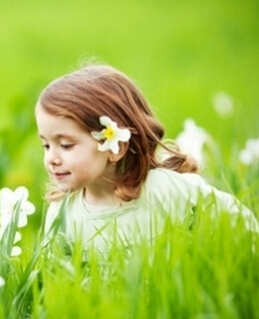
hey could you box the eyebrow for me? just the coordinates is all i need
[38,134,78,141]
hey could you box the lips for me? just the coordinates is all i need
[51,172,70,180]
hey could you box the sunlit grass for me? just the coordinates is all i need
[0,151,258,319]
[1,201,259,319]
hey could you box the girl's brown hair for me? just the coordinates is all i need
[37,64,198,201]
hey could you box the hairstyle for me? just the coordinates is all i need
[37,63,198,201]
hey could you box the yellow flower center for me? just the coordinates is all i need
[103,126,116,140]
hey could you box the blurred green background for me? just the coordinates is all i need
[1,0,259,222]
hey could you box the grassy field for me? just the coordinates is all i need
[1,203,259,319]
[0,0,259,318]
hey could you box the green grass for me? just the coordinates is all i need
[1,205,259,319]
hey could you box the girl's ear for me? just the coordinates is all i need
[108,141,129,163]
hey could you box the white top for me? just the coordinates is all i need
[45,168,258,252]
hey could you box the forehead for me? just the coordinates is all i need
[36,105,88,138]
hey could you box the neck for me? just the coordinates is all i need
[84,161,119,206]
[84,186,119,207]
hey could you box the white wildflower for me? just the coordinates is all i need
[212,92,234,118]
[11,246,22,257]
[0,276,5,288]
[10,231,22,257]
[175,118,210,166]
[239,138,259,165]
[91,116,131,154]
[0,186,35,239]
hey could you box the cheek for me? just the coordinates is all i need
[81,152,109,173]
[43,155,48,168]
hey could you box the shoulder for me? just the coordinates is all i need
[145,168,241,205]
[143,168,206,217]
[145,168,206,195]
[144,169,258,231]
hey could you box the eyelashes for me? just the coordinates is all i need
[41,144,75,150]
[60,144,74,149]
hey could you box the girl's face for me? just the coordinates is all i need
[35,104,114,194]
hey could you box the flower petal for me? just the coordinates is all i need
[0,188,14,202]
[0,276,5,288]
[11,246,22,257]
[14,186,29,201]
[239,138,259,165]
[117,128,131,141]
[175,119,209,166]
[20,201,35,215]
[109,140,120,154]
[100,116,113,126]
[17,213,28,228]
[98,140,114,152]
[91,131,105,140]
[14,231,22,243]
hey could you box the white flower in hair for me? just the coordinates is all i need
[91,116,131,154]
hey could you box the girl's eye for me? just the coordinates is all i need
[42,144,49,150]
[61,144,74,149]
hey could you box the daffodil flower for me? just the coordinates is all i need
[0,276,5,288]
[91,116,131,154]
[175,119,210,166]
[239,138,259,165]
[11,231,22,256]
[0,186,35,239]
[212,91,234,118]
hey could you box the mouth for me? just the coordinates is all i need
[51,172,70,180]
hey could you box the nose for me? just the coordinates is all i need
[44,148,62,167]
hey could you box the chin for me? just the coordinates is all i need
[57,185,73,193]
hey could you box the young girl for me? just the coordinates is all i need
[35,63,258,253]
